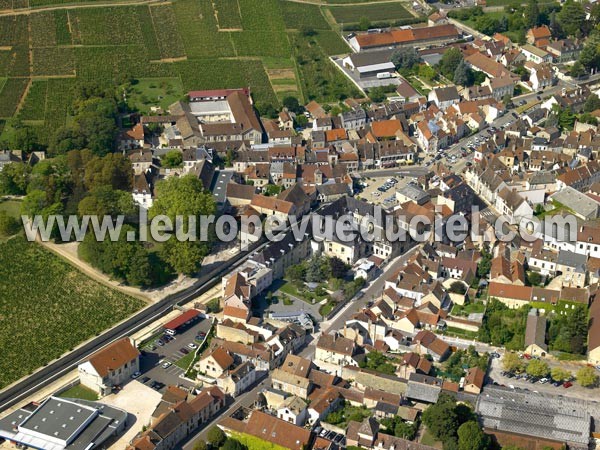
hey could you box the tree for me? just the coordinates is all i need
[570,61,587,79]
[206,427,226,448]
[502,352,524,373]
[576,366,598,387]
[475,15,501,35]
[159,238,210,276]
[438,48,463,79]
[84,153,133,192]
[391,47,421,71]
[286,264,305,282]
[584,94,600,113]
[550,367,571,382]
[162,151,183,168]
[525,359,549,377]
[502,93,513,108]
[453,60,474,87]
[526,271,542,286]
[457,421,488,450]
[0,162,30,195]
[557,0,586,37]
[329,256,349,278]
[221,439,247,450]
[359,16,370,31]
[422,394,459,444]
[368,86,387,103]
[192,440,207,450]
[283,96,304,114]
[150,174,216,222]
[0,211,20,237]
[78,186,136,219]
[300,25,316,37]
[524,0,540,29]
[449,281,467,295]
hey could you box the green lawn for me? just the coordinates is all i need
[58,384,99,401]
[175,350,196,370]
[421,429,443,448]
[0,237,145,389]
[451,301,486,317]
[0,199,21,218]
[126,77,184,114]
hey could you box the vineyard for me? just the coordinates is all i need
[0,0,411,138]
[0,237,145,389]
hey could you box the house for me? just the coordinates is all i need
[315,333,357,368]
[494,187,534,224]
[396,352,432,379]
[546,39,582,63]
[556,250,587,288]
[482,76,515,101]
[218,410,312,450]
[276,396,308,426]
[526,63,554,91]
[119,123,145,151]
[464,367,485,394]
[217,361,256,397]
[521,44,553,64]
[346,417,379,448]
[526,25,552,47]
[78,338,140,396]
[524,308,547,357]
[488,282,533,308]
[413,330,450,361]
[132,173,153,210]
[428,86,460,111]
[128,387,226,450]
[465,52,512,79]
[196,347,234,378]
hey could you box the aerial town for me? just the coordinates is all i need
[3,0,600,450]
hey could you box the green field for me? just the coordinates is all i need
[0,0,371,139]
[0,199,21,217]
[327,2,413,23]
[0,237,146,389]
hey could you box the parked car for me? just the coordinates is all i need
[130,371,141,379]
[141,376,151,384]
[180,347,190,355]
[552,380,563,387]
[162,361,172,369]
[563,381,573,388]
[187,343,198,349]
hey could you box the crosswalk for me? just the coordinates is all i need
[479,208,499,225]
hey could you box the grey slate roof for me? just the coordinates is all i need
[476,386,592,448]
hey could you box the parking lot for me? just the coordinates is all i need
[487,355,598,400]
[138,317,212,393]
[359,174,412,206]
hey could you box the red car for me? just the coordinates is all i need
[523,354,532,360]
[563,381,573,388]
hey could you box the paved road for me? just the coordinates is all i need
[359,166,431,179]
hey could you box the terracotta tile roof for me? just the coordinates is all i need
[488,282,532,301]
[465,367,485,389]
[244,410,312,450]
[206,347,234,370]
[87,337,139,378]
[371,119,402,138]
[325,128,348,142]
